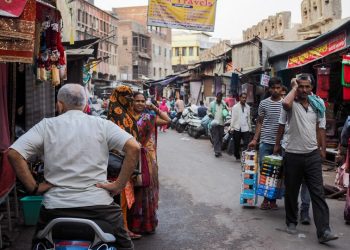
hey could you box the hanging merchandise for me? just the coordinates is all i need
[316,67,330,99]
[36,2,65,86]
[341,55,350,101]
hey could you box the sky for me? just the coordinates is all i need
[94,0,350,42]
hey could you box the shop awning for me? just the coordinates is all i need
[269,18,350,71]
[0,0,27,17]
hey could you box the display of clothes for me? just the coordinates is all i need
[342,55,350,101]
[316,67,330,99]
[0,0,36,63]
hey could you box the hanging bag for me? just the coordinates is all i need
[134,148,150,187]
[107,152,124,178]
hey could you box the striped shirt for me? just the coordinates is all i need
[258,97,282,145]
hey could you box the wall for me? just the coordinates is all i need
[68,0,119,79]
[118,21,133,80]
[232,42,260,70]
[199,40,231,62]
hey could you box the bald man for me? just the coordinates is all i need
[8,84,139,250]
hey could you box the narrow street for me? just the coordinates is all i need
[133,130,349,250]
[8,130,349,249]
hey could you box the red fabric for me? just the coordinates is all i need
[343,86,350,101]
[344,64,350,84]
[316,67,330,99]
[0,0,27,17]
[0,151,16,198]
[0,63,10,151]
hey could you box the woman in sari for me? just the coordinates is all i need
[158,98,169,132]
[107,85,141,239]
[128,92,170,234]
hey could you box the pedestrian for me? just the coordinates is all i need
[108,85,142,240]
[128,92,170,234]
[282,73,338,243]
[159,98,170,132]
[175,96,185,119]
[248,77,283,210]
[229,92,251,161]
[197,100,208,119]
[208,92,229,157]
[8,84,140,250]
[274,108,311,225]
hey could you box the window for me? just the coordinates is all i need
[169,49,172,58]
[165,69,168,76]
[154,67,156,76]
[159,46,161,56]
[123,37,127,45]
[182,47,186,56]
[159,68,162,78]
[78,10,81,22]
[197,47,199,56]
[164,48,167,57]
[175,47,179,56]
[189,47,194,56]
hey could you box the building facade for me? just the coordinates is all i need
[67,0,119,80]
[113,6,172,81]
[172,31,215,72]
[242,0,342,41]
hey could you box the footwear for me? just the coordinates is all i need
[286,223,297,235]
[260,200,270,210]
[215,152,220,157]
[128,231,142,240]
[269,202,279,210]
[318,230,338,244]
[300,211,311,225]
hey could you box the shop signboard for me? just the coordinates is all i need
[260,74,270,87]
[147,0,217,32]
[287,32,347,69]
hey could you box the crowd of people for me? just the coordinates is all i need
[5,75,350,247]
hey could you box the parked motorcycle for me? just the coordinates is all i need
[34,217,117,250]
[188,115,210,139]
[175,106,197,133]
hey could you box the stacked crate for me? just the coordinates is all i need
[240,150,259,206]
[257,155,284,199]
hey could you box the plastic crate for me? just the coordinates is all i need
[20,196,43,226]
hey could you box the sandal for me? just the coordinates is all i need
[260,200,270,210]
[269,202,279,210]
[128,231,142,240]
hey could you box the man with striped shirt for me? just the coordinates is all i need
[248,77,283,210]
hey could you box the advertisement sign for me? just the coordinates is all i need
[287,32,347,69]
[147,0,217,32]
[260,74,270,87]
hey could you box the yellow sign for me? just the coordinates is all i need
[147,0,217,32]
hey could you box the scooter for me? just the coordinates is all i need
[188,114,210,139]
[175,106,196,133]
[33,217,116,250]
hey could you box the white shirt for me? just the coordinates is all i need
[10,110,133,209]
[230,102,251,132]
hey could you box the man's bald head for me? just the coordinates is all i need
[57,84,87,112]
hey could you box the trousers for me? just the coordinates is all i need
[232,130,250,159]
[211,125,224,153]
[284,150,330,237]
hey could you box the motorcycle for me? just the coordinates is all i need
[175,106,196,133]
[188,115,210,139]
[33,217,117,250]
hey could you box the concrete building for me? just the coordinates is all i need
[242,0,342,41]
[117,20,151,80]
[172,31,215,72]
[67,0,119,80]
[113,6,172,81]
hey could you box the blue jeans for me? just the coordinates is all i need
[259,143,276,202]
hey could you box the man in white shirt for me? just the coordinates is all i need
[8,84,140,250]
[282,74,337,243]
[229,93,251,160]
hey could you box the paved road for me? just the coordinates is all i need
[8,130,349,249]
[134,130,349,250]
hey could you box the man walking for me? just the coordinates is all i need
[282,74,337,243]
[175,96,185,119]
[230,93,251,160]
[208,92,228,157]
[248,77,283,210]
[8,84,140,249]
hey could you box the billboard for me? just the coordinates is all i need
[147,0,217,32]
